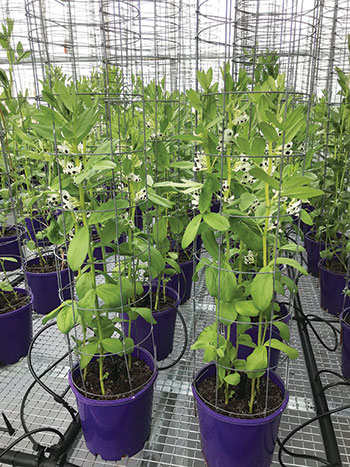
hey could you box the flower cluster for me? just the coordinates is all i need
[47,192,60,208]
[233,113,249,125]
[121,212,135,230]
[191,191,200,209]
[57,143,70,154]
[244,250,255,265]
[63,162,82,176]
[61,190,77,210]
[217,128,235,151]
[128,173,141,182]
[193,152,208,172]
[287,199,301,216]
[259,158,276,175]
[234,156,251,173]
[149,132,164,141]
[241,173,255,186]
[135,188,147,202]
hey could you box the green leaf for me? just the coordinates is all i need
[272,321,290,342]
[201,230,219,259]
[300,209,313,226]
[265,338,298,359]
[133,307,157,324]
[283,176,314,190]
[169,161,194,169]
[274,257,308,276]
[42,300,72,325]
[96,283,122,307]
[235,300,260,317]
[250,167,280,191]
[191,323,217,350]
[251,266,274,311]
[101,338,123,355]
[218,300,237,325]
[224,372,241,386]
[76,272,92,300]
[199,177,213,214]
[56,303,75,334]
[148,191,174,208]
[239,193,256,211]
[259,122,278,142]
[203,212,230,231]
[182,214,202,249]
[80,341,99,370]
[282,187,324,199]
[67,226,89,271]
[279,243,305,253]
[246,345,267,375]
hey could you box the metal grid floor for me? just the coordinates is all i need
[0,273,349,466]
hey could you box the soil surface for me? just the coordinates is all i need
[345,314,350,326]
[170,245,194,263]
[74,354,152,400]
[324,258,347,274]
[137,290,176,313]
[26,255,66,274]
[0,227,16,238]
[0,290,31,315]
[196,373,283,419]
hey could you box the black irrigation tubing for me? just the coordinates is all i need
[278,403,350,467]
[158,305,188,371]
[292,287,342,466]
[20,349,73,450]
[0,428,64,459]
[27,322,77,421]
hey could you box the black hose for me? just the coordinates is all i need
[27,322,76,420]
[278,403,350,467]
[0,428,64,460]
[158,306,188,371]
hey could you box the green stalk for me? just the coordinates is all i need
[79,183,105,395]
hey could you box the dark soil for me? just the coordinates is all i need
[324,258,347,274]
[196,373,283,419]
[0,227,16,238]
[345,314,350,326]
[0,290,30,315]
[26,255,66,274]
[74,354,152,400]
[137,290,175,313]
[170,245,194,263]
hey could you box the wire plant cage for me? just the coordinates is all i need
[1,1,350,466]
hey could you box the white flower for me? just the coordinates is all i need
[241,174,255,185]
[233,113,248,125]
[57,143,70,154]
[222,180,229,191]
[244,250,255,265]
[135,188,147,202]
[223,129,234,144]
[226,194,235,205]
[47,192,60,207]
[259,158,276,175]
[129,173,141,182]
[250,199,261,211]
[287,199,301,216]
[193,152,207,172]
[63,162,82,176]
[191,191,200,209]
[234,160,251,173]
[128,219,135,230]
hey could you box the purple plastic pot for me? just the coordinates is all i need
[166,258,194,304]
[0,226,22,271]
[123,285,180,361]
[25,258,71,315]
[229,303,290,370]
[192,365,288,467]
[340,308,350,379]
[68,347,157,461]
[0,288,33,365]
[305,232,325,276]
[319,258,350,316]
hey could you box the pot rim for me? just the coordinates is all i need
[340,308,350,326]
[318,257,347,277]
[144,284,180,317]
[192,363,289,426]
[0,287,33,317]
[68,347,158,406]
[25,256,69,276]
